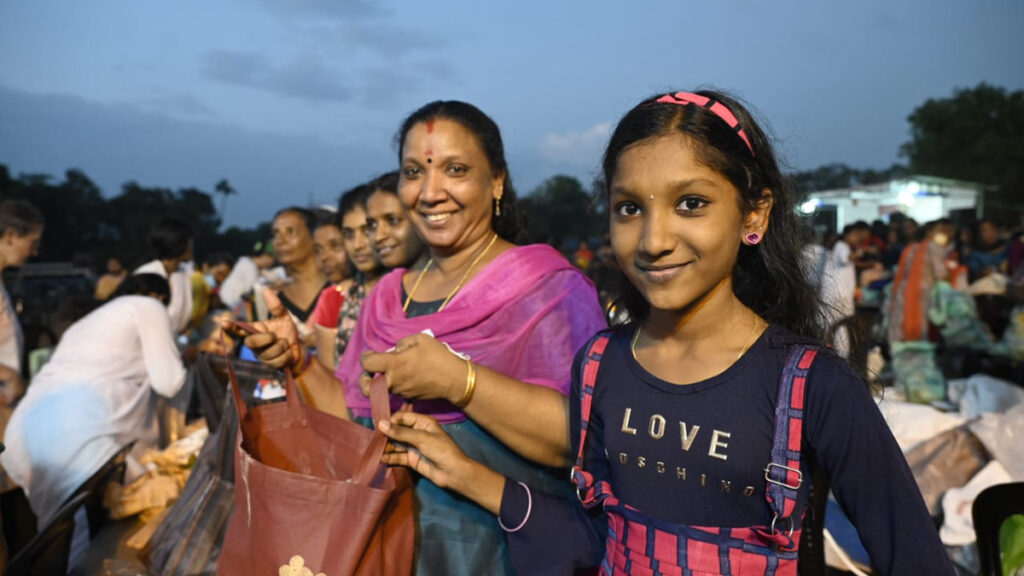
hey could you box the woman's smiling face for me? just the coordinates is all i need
[398,118,502,255]
[366,189,423,268]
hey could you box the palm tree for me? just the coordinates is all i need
[214,179,236,226]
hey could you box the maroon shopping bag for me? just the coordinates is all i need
[216,362,414,576]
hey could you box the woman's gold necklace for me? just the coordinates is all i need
[631,314,761,363]
[403,233,499,313]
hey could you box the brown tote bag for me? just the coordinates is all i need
[216,361,415,576]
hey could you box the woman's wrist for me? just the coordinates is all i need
[453,359,477,408]
[291,346,313,377]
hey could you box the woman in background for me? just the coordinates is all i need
[133,216,195,334]
[266,207,328,343]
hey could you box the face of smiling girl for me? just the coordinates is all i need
[365,189,424,269]
[341,205,378,275]
[610,134,753,315]
[398,118,503,256]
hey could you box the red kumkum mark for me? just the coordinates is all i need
[426,118,435,133]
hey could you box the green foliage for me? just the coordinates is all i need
[0,165,268,269]
[901,82,1024,215]
[519,175,606,248]
[791,162,908,194]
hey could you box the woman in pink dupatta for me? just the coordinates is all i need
[237,101,605,575]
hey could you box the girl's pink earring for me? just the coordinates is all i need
[744,232,761,245]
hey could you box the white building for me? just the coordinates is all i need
[801,175,986,230]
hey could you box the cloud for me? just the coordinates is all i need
[331,22,444,58]
[538,122,612,166]
[133,93,215,119]
[0,85,392,227]
[357,59,457,108]
[251,0,384,20]
[202,50,351,103]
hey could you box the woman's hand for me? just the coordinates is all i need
[359,332,465,403]
[221,288,305,370]
[378,411,504,513]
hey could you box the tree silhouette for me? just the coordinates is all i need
[214,178,237,226]
[519,175,605,248]
[900,82,1024,215]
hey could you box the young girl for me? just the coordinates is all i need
[364,171,426,271]
[310,182,384,370]
[378,91,951,574]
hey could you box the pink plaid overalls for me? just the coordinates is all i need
[571,334,820,576]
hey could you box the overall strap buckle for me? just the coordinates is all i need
[764,462,803,490]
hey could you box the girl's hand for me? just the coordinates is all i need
[220,288,305,370]
[377,412,470,490]
[378,411,505,514]
[359,332,465,403]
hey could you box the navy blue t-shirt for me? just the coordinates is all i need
[500,323,953,574]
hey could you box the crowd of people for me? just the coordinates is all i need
[803,210,1024,398]
[5,89,1010,574]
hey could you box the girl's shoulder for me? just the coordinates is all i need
[761,324,863,385]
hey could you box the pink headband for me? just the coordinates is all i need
[655,92,755,157]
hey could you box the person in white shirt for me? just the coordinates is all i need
[0,273,187,529]
[217,242,276,310]
[0,199,44,406]
[827,223,868,357]
[133,217,195,334]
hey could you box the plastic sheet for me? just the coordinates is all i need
[970,403,1024,481]
[939,461,1013,546]
[877,399,965,453]
[904,426,989,516]
[948,373,1024,420]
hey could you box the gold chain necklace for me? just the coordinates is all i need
[631,314,761,363]
[403,233,499,313]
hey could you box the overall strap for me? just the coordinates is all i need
[763,344,818,539]
[571,332,614,508]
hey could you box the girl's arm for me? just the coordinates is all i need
[378,412,605,574]
[804,354,954,575]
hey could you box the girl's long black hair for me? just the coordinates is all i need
[603,90,827,343]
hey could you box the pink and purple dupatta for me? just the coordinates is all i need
[335,244,606,423]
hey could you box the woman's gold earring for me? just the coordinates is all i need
[494,197,502,217]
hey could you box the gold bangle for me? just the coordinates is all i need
[455,359,477,409]
[291,347,312,378]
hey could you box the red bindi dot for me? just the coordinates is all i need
[426,119,435,134]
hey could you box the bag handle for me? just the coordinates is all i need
[223,338,248,421]
[224,320,305,421]
[350,375,392,486]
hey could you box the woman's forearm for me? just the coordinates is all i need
[461,365,570,468]
[295,359,349,419]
